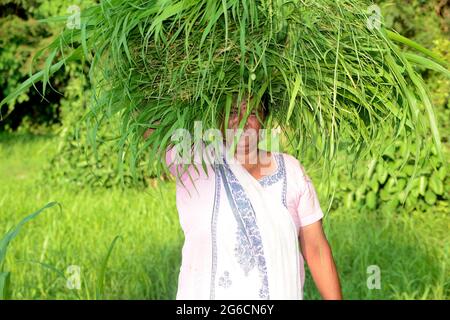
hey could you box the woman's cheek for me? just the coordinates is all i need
[228,118,238,130]
[248,117,260,130]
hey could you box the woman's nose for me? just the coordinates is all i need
[236,115,249,130]
[239,113,246,126]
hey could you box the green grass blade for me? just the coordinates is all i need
[286,73,302,123]
[96,235,122,300]
[0,272,11,300]
[386,30,449,67]
[404,52,450,78]
[0,202,61,271]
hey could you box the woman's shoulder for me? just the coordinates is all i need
[276,151,307,178]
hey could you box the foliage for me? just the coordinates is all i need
[1,0,449,185]
[379,0,450,48]
[0,0,149,188]
[0,0,95,131]
[319,11,450,215]
[40,65,155,188]
[0,201,60,300]
[0,0,448,300]
[330,140,449,214]
[378,0,450,137]
[0,10,59,131]
[0,0,449,194]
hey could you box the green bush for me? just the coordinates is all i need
[0,0,95,131]
[39,67,160,189]
[334,141,449,214]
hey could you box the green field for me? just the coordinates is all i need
[1,133,448,299]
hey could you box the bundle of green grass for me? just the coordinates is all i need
[2,0,449,180]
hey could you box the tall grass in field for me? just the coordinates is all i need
[0,132,448,299]
[0,133,181,299]
[0,201,60,299]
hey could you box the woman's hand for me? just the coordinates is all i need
[143,121,161,140]
[143,128,155,140]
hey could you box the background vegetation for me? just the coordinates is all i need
[0,0,449,299]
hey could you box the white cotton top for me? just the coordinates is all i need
[165,148,324,299]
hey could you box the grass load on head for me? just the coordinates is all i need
[1,0,449,182]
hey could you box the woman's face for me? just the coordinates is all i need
[223,95,265,155]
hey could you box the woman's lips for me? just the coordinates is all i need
[235,131,258,149]
[227,129,258,148]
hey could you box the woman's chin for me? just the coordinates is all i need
[236,144,248,151]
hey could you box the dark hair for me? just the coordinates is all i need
[222,92,270,124]
[261,92,270,119]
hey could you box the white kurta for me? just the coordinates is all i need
[165,144,324,300]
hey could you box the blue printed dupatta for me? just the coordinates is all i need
[209,145,302,300]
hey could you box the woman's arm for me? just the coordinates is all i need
[299,220,343,299]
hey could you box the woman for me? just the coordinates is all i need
[152,94,342,300]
